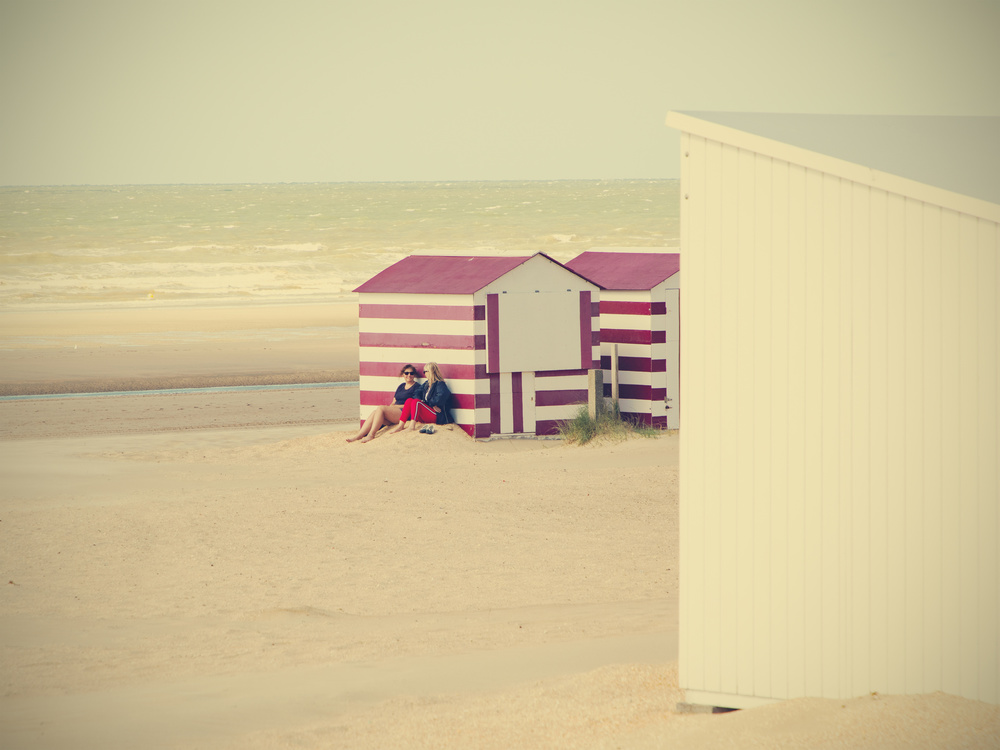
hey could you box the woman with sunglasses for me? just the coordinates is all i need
[347,364,422,443]
[390,361,453,434]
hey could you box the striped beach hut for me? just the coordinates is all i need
[667,111,1000,709]
[353,253,601,438]
[565,249,680,429]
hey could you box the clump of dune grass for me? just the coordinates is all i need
[557,402,663,445]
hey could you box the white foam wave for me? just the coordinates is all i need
[254,243,325,253]
[1,180,680,309]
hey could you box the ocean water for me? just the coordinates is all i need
[0,180,679,309]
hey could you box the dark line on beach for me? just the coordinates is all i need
[0,381,360,402]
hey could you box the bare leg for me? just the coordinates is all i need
[361,407,389,442]
[347,410,378,442]
[350,405,403,442]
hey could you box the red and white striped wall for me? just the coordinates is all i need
[599,283,680,429]
[358,288,600,438]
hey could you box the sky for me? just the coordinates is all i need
[1,0,997,185]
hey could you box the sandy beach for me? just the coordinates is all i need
[0,302,360,396]
[1,303,998,749]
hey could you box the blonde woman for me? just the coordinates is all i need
[391,362,453,434]
[347,364,421,443]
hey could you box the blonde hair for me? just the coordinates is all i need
[423,362,444,385]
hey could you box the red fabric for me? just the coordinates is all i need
[399,398,438,424]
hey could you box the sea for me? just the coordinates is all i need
[0,180,679,310]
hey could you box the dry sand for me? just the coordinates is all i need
[1,303,998,749]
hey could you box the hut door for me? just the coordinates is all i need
[493,372,537,435]
[517,372,536,434]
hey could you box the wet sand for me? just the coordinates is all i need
[0,301,359,396]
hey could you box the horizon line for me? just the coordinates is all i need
[1,176,680,189]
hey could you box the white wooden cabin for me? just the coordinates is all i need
[565,249,681,429]
[353,253,600,438]
[666,111,1000,709]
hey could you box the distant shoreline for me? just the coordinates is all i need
[2,177,679,189]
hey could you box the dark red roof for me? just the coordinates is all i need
[564,252,680,290]
[354,254,577,295]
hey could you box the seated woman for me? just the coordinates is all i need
[347,364,422,443]
[391,361,453,434]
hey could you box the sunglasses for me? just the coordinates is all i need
[403,370,416,375]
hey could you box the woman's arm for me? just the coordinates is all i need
[424,381,451,411]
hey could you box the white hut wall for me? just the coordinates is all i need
[678,132,999,708]
[481,256,601,435]
[358,291,487,437]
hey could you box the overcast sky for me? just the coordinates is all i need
[1,0,997,185]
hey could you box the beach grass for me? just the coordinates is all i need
[557,402,662,444]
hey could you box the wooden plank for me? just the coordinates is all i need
[786,162,808,698]
[820,172,842,698]
[939,207,963,697]
[521,371,536,435]
[499,372,513,435]
[680,133,709,691]
[511,371,524,433]
[735,146,757,695]
[904,196,926,695]
[359,303,485,320]
[958,212,980,700]
[701,135,725,693]
[868,187,890,694]
[664,288,680,428]
[802,166,825,697]
[850,181,872,698]
[977,218,999,704]
[838,178,854,699]
[487,294,500,373]
[677,156,693,681]
[921,204,944,693]
[717,141,741,695]
[579,291,593,369]
[752,152,773,699]
[884,192,908,695]
[359,317,474,336]
[769,156,791,700]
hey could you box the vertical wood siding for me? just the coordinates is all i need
[679,133,1000,707]
[597,290,677,428]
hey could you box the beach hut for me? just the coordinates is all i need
[565,249,680,429]
[353,253,601,438]
[666,111,1000,709]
